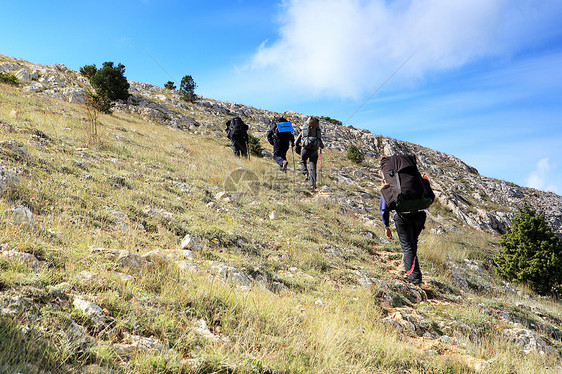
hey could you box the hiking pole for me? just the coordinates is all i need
[319,148,323,186]
[246,139,250,161]
[291,145,296,172]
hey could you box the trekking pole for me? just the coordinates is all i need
[246,140,250,161]
[291,145,296,172]
[319,148,323,186]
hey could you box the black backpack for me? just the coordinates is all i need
[380,154,434,213]
[301,117,321,150]
[267,117,292,143]
[226,117,247,140]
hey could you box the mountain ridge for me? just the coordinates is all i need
[5,53,558,237]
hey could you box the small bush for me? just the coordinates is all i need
[0,72,19,86]
[248,134,264,157]
[494,204,562,294]
[164,81,176,90]
[319,116,342,126]
[346,145,364,164]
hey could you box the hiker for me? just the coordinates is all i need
[295,116,324,190]
[225,116,249,157]
[267,116,294,171]
[379,154,434,285]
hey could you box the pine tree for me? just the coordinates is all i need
[179,75,197,102]
[495,204,562,294]
[248,133,264,157]
[89,62,130,102]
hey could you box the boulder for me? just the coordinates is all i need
[0,167,19,196]
[180,234,202,251]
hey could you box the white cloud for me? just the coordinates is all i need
[248,0,562,98]
[526,157,558,193]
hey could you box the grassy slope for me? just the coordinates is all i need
[0,83,561,373]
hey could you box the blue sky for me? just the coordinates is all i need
[2,0,561,194]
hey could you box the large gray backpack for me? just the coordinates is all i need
[301,117,321,150]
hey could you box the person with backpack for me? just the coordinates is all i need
[379,154,435,285]
[295,116,324,191]
[225,116,249,157]
[267,116,295,171]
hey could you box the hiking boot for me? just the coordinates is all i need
[407,278,422,285]
[282,160,288,172]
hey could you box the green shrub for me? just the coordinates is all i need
[79,64,97,79]
[494,204,562,294]
[346,144,364,164]
[319,116,342,126]
[0,72,19,86]
[88,61,130,102]
[248,133,264,157]
[164,81,176,90]
[179,75,197,102]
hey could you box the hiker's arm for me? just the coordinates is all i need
[380,196,392,239]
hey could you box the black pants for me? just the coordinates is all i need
[231,138,247,157]
[394,211,426,283]
[300,148,318,188]
[273,138,291,169]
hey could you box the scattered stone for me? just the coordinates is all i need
[114,272,134,282]
[503,328,558,356]
[141,249,170,264]
[215,191,230,202]
[180,234,202,251]
[90,246,123,260]
[0,140,32,160]
[3,206,37,230]
[193,318,220,341]
[176,260,199,273]
[211,264,252,287]
[0,250,41,268]
[114,333,170,356]
[0,167,19,196]
[73,298,104,316]
[77,271,97,281]
[269,211,279,220]
[116,251,144,268]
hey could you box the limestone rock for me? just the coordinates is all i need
[0,167,19,196]
[180,234,202,251]
[73,298,104,316]
[0,250,41,268]
[3,206,37,230]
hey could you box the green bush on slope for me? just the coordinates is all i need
[495,204,562,295]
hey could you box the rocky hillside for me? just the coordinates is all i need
[0,54,561,373]
[2,54,560,239]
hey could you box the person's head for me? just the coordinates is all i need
[307,116,319,128]
[272,116,288,125]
